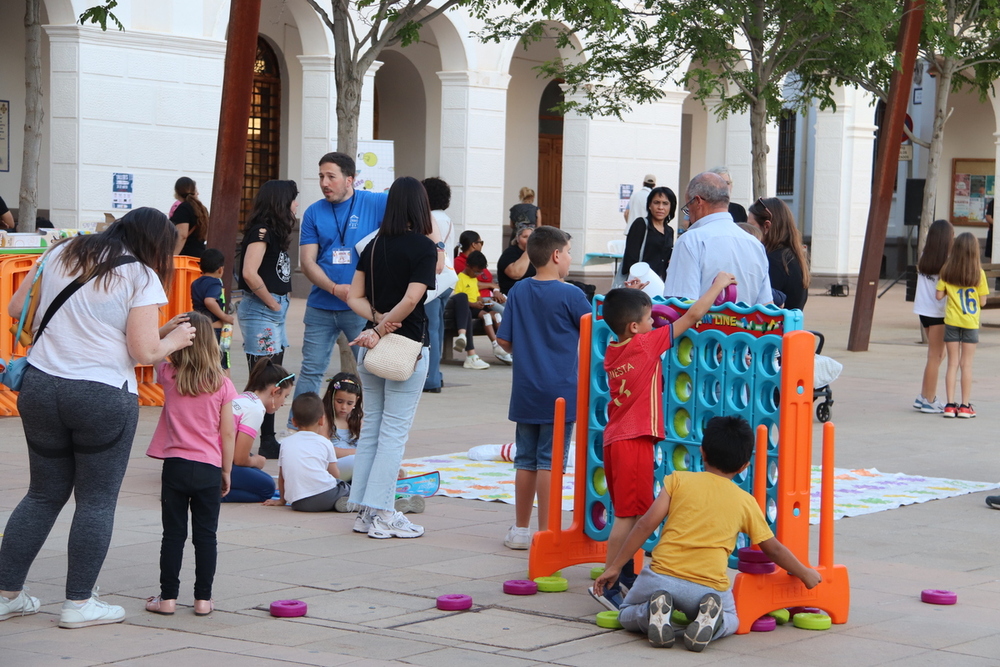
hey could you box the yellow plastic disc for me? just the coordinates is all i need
[593,467,607,496]
[675,373,692,402]
[672,445,690,471]
[590,566,605,580]
[533,576,569,592]
[677,337,694,366]
[792,612,831,630]
[768,608,790,624]
[596,610,622,629]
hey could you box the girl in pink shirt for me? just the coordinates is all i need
[145,312,237,616]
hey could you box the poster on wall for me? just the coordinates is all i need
[0,100,9,173]
[619,184,633,213]
[951,158,995,225]
[353,140,394,192]
[112,172,133,210]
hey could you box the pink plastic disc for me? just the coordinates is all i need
[737,560,776,574]
[737,548,773,564]
[920,589,957,605]
[503,579,539,596]
[269,599,307,618]
[714,284,738,305]
[751,615,777,632]
[651,304,683,328]
[436,594,473,611]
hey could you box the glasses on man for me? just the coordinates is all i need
[681,197,700,216]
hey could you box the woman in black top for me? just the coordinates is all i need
[756,197,810,310]
[170,177,208,258]
[237,180,297,456]
[346,177,437,539]
[621,186,676,281]
[508,186,541,235]
[497,223,537,294]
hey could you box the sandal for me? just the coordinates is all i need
[145,596,176,615]
[194,599,214,616]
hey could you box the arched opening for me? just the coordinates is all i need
[538,80,564,226]
[241,36,282,226]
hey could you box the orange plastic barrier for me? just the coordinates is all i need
[528,317,850,632]
[0,254,203,415]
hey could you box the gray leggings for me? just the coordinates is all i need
[0,366,138,600]
[618,565,739,640]
[290,482,351,512]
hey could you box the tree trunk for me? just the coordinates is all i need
[916,58,954,258]
[749,97,769,199]
[19,0,43,233]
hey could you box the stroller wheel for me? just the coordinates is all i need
[816,402,831,423]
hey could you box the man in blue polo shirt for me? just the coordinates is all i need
[293,152,388,406]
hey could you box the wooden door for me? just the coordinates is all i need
[538,134,563,228]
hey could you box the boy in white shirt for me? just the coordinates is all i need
[263,393,350,511]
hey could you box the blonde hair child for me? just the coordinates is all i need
[145,312,238,616]
[935,232,989,418]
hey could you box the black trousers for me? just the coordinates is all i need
[159,458,222,601]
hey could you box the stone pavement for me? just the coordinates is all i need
[1,284,999,666]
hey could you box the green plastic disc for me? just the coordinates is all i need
[533,576,569,592]
[590,566,605,580]
[595,610,622,629]
[792,612,831,630]
[671,609,689,624]
[768,608,790,624]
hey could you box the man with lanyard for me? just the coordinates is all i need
[293,152,388,409]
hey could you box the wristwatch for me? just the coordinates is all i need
[435,241,446,250]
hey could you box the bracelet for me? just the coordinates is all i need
[373,326,382,339]
[253,285,266,292]
[330,282,338,295]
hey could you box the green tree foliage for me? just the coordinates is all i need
[481,0,898,197]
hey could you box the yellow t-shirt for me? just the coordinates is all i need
[651,471,774,591]
[454,272,480,302]
[936,270,989,329]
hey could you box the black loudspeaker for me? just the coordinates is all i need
[904,178,925,226]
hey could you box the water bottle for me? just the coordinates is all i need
[219,323,233,353]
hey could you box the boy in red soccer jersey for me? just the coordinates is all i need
[589,272,735,611]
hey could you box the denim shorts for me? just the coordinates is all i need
[237,293,290,356]
[514,422,573,472]
[944,324,979,344]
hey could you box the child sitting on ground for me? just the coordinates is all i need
[593,415,821,652]
[454,250,511,364]
[263,393,351,512]
[590,273,736,611]
[190,248,234,372]
[496,226,591,549]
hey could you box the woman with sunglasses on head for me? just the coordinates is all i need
[237,180,298,458]
[750,197,810,310]
[621,186,677,282]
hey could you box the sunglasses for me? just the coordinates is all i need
[755,197,773,221]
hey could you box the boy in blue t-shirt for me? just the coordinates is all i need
[190,248,234,370]
[496,226,590,550]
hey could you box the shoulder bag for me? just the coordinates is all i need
[0,255,137,391]
[611,218,651,290]
[361,237,423,382]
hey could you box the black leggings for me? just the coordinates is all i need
[449,293,476,352]
[159,458,222,601]
[0,366,138,600]
[246,350,284,440]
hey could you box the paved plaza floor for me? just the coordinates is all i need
[1,283,999,666]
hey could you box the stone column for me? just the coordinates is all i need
[298,55,338,182]
[810,86,877,280]
[359,60,383,143]
[437,70,511,248]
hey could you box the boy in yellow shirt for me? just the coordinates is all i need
[593,415,821,652]
[452,250,511,365]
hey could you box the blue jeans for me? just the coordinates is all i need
[223,465,277,503]
[348,346,429,511]
[294,306,367,402]
[237,293,290,356]
[423,289,451,390]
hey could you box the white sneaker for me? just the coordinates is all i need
[368,510,424,538]
[492,344,513,365]
[0,589,40,621]
[58,590,125,629]
[464,354,490,370]
[352,507,374,533]
[453,333,467,352]
[504,525,532,550]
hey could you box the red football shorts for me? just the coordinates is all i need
[603,436,656,518]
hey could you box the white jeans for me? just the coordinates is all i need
[348,347,429,511]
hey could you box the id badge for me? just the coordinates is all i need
[332,248,352,265]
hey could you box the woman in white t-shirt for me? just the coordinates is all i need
[0,208,196,628]
[912,219,954,414]
[421,177,455,393]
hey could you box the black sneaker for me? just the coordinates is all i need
[683,593,723,652]
[259,436,280,459]
[646,590,675,648]
[986,496,1000,509]
[588,585,624,611]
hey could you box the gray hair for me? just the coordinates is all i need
[687,172,731,206]
[708,166,731,179]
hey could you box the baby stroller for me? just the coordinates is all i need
[811,331,842,423]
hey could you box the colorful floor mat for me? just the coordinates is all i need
[401,451,1000,523]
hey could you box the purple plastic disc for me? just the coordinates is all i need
[737,548,773,564]
[920,589,957,605]
[751,615,777,632]
[503,579,538,595]
[737,560,776,574]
